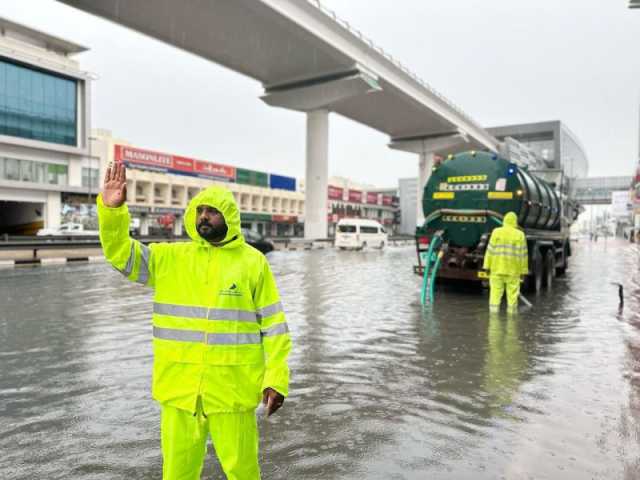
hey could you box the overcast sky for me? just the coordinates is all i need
[2,0,639,187]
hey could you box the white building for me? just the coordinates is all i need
[326,176,399,236]
[91,130,305,237]
[0,17,92,234]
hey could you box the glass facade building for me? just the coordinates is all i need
[0,57,77,146]
[488,121,588,179]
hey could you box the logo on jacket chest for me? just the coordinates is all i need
[219,282,243,297]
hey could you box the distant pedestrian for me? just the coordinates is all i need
[482,212,528,313]
[97,162,292,479]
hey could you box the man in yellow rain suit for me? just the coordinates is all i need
[482,211,528,313]
[97,162,291,480]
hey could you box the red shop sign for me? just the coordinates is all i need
[194,160,235,179]
[366,192,379,204]
[115,145,172,170]
[348,190,362,203]
[328,186,344,200]
[272,215,297,224]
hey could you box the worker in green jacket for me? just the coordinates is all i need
[98,162,291,480]
[482,212,528,313]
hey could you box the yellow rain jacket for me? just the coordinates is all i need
[97,186,291,414]
[483,212,528,276]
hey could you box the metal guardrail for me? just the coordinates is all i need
[0,234,414,266]
[0,234,177,247]
[0,235,177,262]
[0,234,413,251]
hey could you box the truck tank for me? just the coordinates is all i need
[422,151,562,248]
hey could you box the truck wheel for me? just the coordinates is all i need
[544,249,555,289]
[556,243,569,276]
[525,252,543,294]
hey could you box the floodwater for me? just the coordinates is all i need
[1,240,639,479]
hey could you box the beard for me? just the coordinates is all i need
[196,220,228,242]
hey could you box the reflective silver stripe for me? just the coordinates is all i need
[154,303,208,318]
[137,243,151,284]
[488,252,528,258]
[153,327,260,345]
[257,301,283,319]
[122,241,135,276]
[488,244,526,251]
[206,333,261,345]
[154,303,257,322]
[208,309,257,322]
[261,322,289,337]
[153,326,205,343]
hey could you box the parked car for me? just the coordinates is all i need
[242,228,274,254]
[335,218,388,250]
[37,222,99,236]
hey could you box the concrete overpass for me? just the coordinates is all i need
[57,0,499,238]
[572,176,633,205]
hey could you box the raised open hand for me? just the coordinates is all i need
[102,162,127,208]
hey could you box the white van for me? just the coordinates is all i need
[335,218,388,250]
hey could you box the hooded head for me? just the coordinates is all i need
[184,186,244,248]
[503,211,518,229]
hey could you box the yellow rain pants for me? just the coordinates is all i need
[161,400,260,480]
[489,274,520,312]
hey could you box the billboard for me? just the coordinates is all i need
[114,145,235,181]
[328,186,343,200]
[366,192,379,205]
[348,190,362,203]
[236,168,269,187]
[611,190,632,218]
[269,174,296,192]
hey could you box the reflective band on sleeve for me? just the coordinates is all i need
[257,301,283,319]
[208,308,257,322]
[154,303,209,318]
[153,326,205,343]
[206,333,261,345]
[261,322,289,337]
[122,242,135,276]
[137,243,151,284]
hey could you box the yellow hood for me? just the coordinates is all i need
[184,186,244,248]
[503,211,518,229]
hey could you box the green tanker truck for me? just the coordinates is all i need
[415,150,581,295]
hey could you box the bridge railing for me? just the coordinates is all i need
[305,0,484,133]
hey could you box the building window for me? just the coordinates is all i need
[81,167,100,188]
[0,157,67,185]
[47,163,68,185]
[0,58,78,146]
[3,157,20,180]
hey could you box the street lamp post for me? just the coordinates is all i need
[587,187,593,236]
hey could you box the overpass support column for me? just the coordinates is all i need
[45,192,61,231]
[140,215,150,236]
[417,152,434,226]
[173,215,183,236]
[305,109,329,240]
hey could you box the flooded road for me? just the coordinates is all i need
[1,240,640,479]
